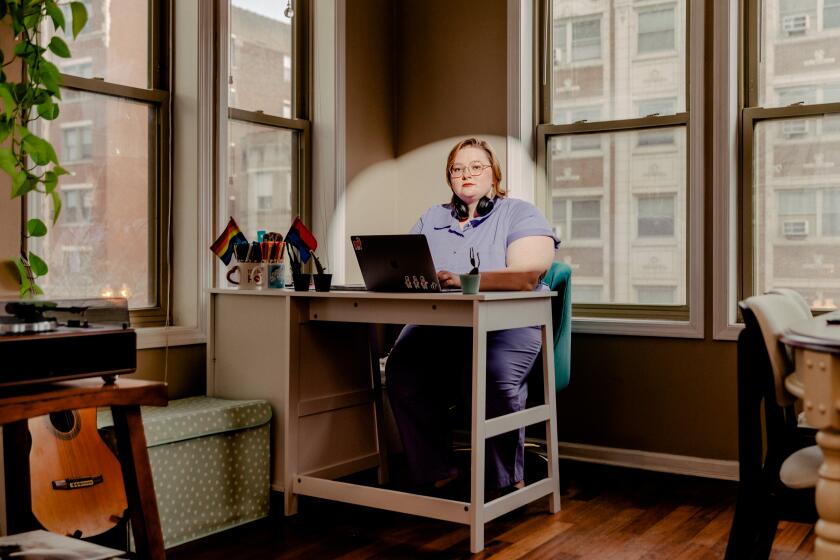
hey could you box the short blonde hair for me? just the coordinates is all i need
[445,138,506,198]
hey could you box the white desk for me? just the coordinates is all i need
[782,311,840,560]
[208,288,561,553]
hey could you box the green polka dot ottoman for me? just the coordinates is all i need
[98,396,272,549]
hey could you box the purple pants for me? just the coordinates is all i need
[385,324,542,489]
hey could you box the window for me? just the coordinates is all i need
[744,0,840,312]
[61,124,93,161]
[540,0,690,318]
[61,184,94,225]
[779,0,815,37]
[827,0,840,28]
[637,99,677,146]
[824,189,840,235]
[223,0,308,253]
[637,195,675,237]
[552,198,602,241]
[571,18,601,62]
[638,5,676,54]
[574,285,603,303]
[29,0,170,324]
[636,286,676,304]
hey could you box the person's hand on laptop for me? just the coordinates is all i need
[437,270,461,289]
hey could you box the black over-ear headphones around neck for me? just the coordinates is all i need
[451,194,495,221]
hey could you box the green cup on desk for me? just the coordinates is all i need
[459,273,480,295]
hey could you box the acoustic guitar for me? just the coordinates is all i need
[28,408,128,537]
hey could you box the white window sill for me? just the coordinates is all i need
[572,316,703,338]
[136,326,206,350]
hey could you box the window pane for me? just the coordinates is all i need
[753,116,840,307]
[44,0,150,89]
[760,0,840,107]
[638,7,676,54]
[571,19,601,62]
[638,195,675,237]
[547,127,687,305]
[227,121,294,242]
[29,93,156,308]
[823,189,840,235]
[230,0,293,116]
[828,0,840,29]
[551,0,686,123]
[636,286,676,304]
[573,285,602,303]
[571,199,601,239]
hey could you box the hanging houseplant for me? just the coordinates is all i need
[0,0,87,296]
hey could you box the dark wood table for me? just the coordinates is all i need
[781,311,840,560]
[1,378,168,560]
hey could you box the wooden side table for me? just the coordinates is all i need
[0,378,168,560]
[782,311,840,560]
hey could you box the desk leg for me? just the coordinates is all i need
[3,421,37,534]
[469,315,487,554]
[816,428,840,560]
[368,327,389,486]
[540,323,561,514]
[111,406,165,560]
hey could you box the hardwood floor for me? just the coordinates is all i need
[167,462,815,559]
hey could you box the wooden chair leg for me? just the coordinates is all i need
[725,488,778,560]
[3,420,38,535]
[111,405,165,560]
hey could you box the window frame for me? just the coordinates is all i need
[536,0,704,335]
[216,0,312,288]
[26,0,172,327]
[740,0,840,312]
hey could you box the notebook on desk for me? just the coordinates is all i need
[350,234,458,293]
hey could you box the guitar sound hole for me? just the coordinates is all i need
[49,411,76,434]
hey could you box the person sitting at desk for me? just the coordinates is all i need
[386,137,560,497]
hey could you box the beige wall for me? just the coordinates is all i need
[343,0,740,461]
[343,0,508,284]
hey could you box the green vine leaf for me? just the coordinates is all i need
[44,171,58,193]
[70,2,88,39]
[22,134,58,166]
[0,119,11,143]
[14,257,32,297]
[28,251,48,277]
[10,171,27,198]
[0,84,14,118]
[45,1,65,31]
[26,218,47,237]
[0,147,17,177]
[37,98,59,120]
[48,36,71,58]
[38,60,62,94]
[49,189,61,224]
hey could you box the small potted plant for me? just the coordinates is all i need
[285,217,331,292]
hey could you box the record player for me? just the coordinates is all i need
[0,297,136,388]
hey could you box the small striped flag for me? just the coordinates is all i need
[211,217,247,265]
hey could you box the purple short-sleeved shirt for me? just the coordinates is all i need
[409,198,560,284]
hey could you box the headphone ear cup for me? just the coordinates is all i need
[451,195,469,220]
[475,196,495,217]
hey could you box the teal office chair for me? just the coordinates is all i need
[540,261,572,392]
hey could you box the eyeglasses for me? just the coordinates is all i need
[449,161,492,179]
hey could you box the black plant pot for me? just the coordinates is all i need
[292,273,312,291]
[313,273,332,292]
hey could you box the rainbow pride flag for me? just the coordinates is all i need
[211,217,247,265]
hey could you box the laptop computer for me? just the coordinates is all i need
[351,234,457,293]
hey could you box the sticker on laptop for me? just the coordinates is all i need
[352,237,362,251]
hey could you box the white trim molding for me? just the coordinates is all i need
[713,0,743,341]
[507,0,535,203]
[134,0,213,350]
[313,0,347,284]
[556,441,739,481]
